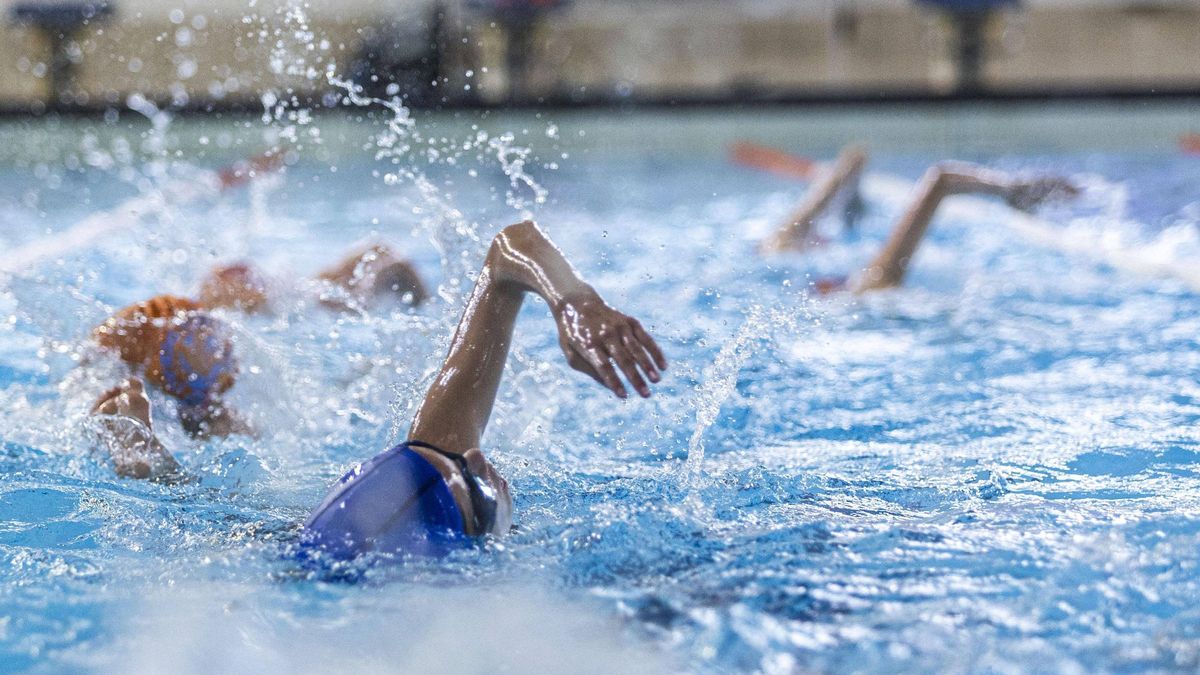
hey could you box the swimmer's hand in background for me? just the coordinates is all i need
[90,378,185,482]
[553,291,667,399]
[1004,176,1080,213]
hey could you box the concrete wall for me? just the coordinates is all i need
[1,0,1198,109]
[514,0,1200,100]
[988,3,1200,88]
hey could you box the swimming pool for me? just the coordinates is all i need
[1,101,1199,672]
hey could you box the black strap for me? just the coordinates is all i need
[407,440,498,536]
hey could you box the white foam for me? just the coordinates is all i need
[91,580,674,674]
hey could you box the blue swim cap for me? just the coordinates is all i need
[300,443,466,561]
[159,314,236,407]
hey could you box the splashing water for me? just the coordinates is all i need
[322,69,555,310]
[684,302,811,483]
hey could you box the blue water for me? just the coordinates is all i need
[1,105,1199,672]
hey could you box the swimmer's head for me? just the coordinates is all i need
[94,296,238,407]
[318,245,428,309]
[156,313,238,406]
[198,263,270,313]
[371,260,428,307]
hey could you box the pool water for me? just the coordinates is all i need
[1,102,1199,673]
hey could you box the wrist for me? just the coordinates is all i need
[551,284,598,314]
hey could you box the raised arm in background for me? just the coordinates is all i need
[760,145,868,254]
[853,164,1078,293]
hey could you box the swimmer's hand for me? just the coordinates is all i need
[1004,176,1079,212]
[90,378,184,482]
[553,291,667,399]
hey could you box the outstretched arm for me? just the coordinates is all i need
[853,164,1078,293]
[408,220,667,455]
[761,145,868,253]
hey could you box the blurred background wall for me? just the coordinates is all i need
[1,0,1198,112]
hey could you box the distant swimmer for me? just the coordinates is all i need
[91,221,666,560]
[92,294,248,449]
[744,143,1079,293]
[198,243,428,314]
[86,245,429,472]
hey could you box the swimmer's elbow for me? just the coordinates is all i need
[493,219,539,248]
[925,164,955,184]
[486,220,541,275]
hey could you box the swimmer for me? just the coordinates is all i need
[198,243,429,314]
[87,245,427,447]
[90,221,667,559]
[755,144,1078,293]
[91,294,249,441]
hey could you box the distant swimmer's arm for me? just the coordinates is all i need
[853,163,1079,293]
[89,378,185,482]
[761,145,868,254]
[408,220,667,455]
[928,163,1079,209]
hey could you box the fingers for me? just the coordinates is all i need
[585,319,668,399]
[629,319,668,371]
[605,338,650,398]
[620,327,660,384]
[90,378,148,417]
[591,350,629,399]
[573,344,626,399]
[91,386,124,414]
[91,379,142,412]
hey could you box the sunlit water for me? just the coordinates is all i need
[1,104,1199,673]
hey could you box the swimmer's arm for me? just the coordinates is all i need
[761,145,868,254]
[93,420,182,481]
[854,164,1078,292]
[853,163,1002,292]
[408,220,666,454]
[89,379,185,482]
[924,163,1079,209]
[487,220,667,400]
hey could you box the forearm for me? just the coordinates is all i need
[408,221,574,453]
[933,163,1014,199]
[854,168,947,291]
